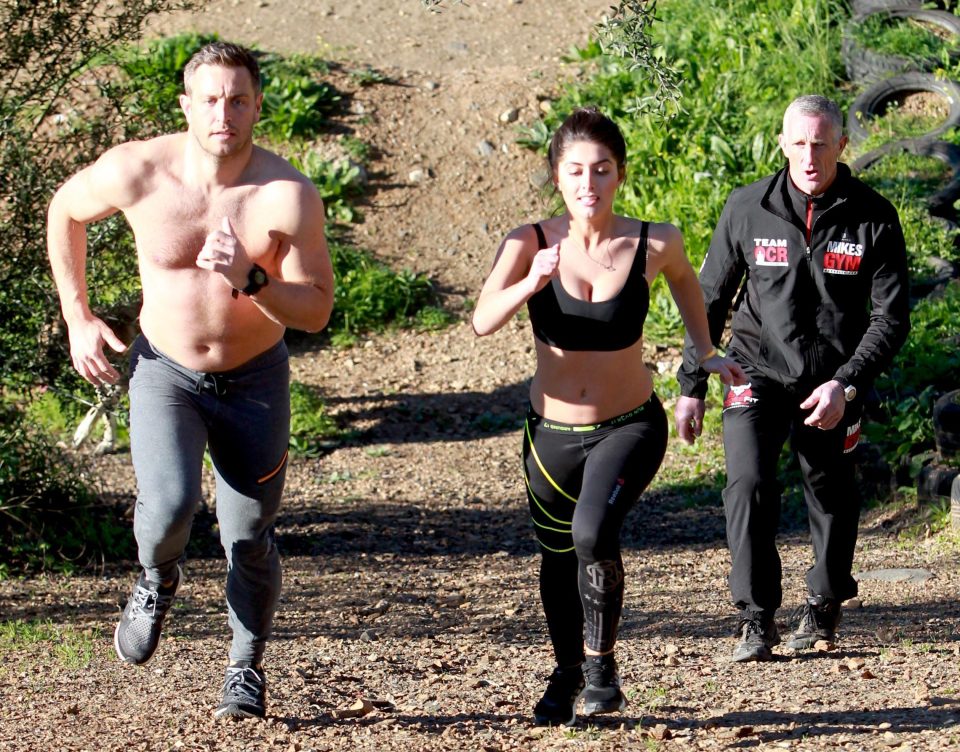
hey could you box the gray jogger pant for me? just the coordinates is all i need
[128,335,290,665]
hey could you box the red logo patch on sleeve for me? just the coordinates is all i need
[723,384,758,410]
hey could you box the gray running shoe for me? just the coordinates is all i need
[215,664,267,719]
[730,612,780,662]
[580,654,627,716]
[786,595,841,649]
[114,568,180,665]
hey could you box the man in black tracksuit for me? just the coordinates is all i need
[675,95,910,662]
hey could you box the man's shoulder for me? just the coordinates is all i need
[93,134,182,189]
[251,147,312,183]
[83,134,182,206]
[249,148,321,200]
[246,149,325,229]
[843,169,898,216]
[101,133,180,167]
[728,172,778,203]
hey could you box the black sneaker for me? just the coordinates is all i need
[214,664,267,719]
[114,569,180,665]
[533,664,585,726]
[730,611,780,662]
[580,654,627,716]
[786,595,842,649]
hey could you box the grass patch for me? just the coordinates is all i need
[851,13,960,63]
[0,620,99,670]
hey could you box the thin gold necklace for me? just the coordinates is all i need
[568,234,616,272]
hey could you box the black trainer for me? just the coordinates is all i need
[215,664,267,719]
[114,568,180,665]
[786,595,841,649]
[533,664,585,726]
[580,654,627,716]
[730,611,780,662]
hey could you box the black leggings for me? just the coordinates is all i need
[523,396,667,667]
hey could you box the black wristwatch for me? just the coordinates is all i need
[232,264,269,298]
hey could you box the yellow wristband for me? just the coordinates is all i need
[698,347,718,365]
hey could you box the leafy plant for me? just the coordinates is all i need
[289,150,365,223]
[329,242,437,341]
[348,66,392,86]
[856,151,960,277]
[289,381,343,457]
[864,283,960,463]
[259,53,340,142]
[594,0,683,118]
[106,31,219,137]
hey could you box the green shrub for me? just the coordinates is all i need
[863,283,960,462]
[856,151,960,277]
[0,405,131,574]
[289,381,343,457]
[258,53,340,142]
[289,150,365,223]
[0,1,192,573]
[329,242,437,342]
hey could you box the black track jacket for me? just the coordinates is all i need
[678,163,910,399]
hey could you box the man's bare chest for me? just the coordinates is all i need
[125,184,276,269]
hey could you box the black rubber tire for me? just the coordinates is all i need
[852,140,960,219]
[847,72,960,145]
[850,138,960,172]
[850,0,925,15]
[843,9,960,84]
[934,389,960,459]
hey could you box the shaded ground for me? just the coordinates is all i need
[2,2,960,751]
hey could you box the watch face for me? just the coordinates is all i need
[253,269,267,285]
[844,385,857,402]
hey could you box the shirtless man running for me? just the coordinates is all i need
[47,41,334,720]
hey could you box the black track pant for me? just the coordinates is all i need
[721,378,863,615]
[523,396,667,668]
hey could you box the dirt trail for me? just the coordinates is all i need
[2,2,959,751]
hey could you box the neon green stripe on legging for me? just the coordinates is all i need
[532,517,572,535]
[524,418,578,503]
[536,538,575,554]
[524,471,574,526]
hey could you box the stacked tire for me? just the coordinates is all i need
[843,1,960,524]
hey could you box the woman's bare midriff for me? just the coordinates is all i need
[529,338,653,424]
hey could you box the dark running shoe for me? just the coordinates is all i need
[730,611,780,662]
[786,595,842,649]
[533,664,585,726]
[215,664,267,719]
[114,568,180,665]
[580,654,627,716]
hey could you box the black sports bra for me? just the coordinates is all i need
[526,222,650,351]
